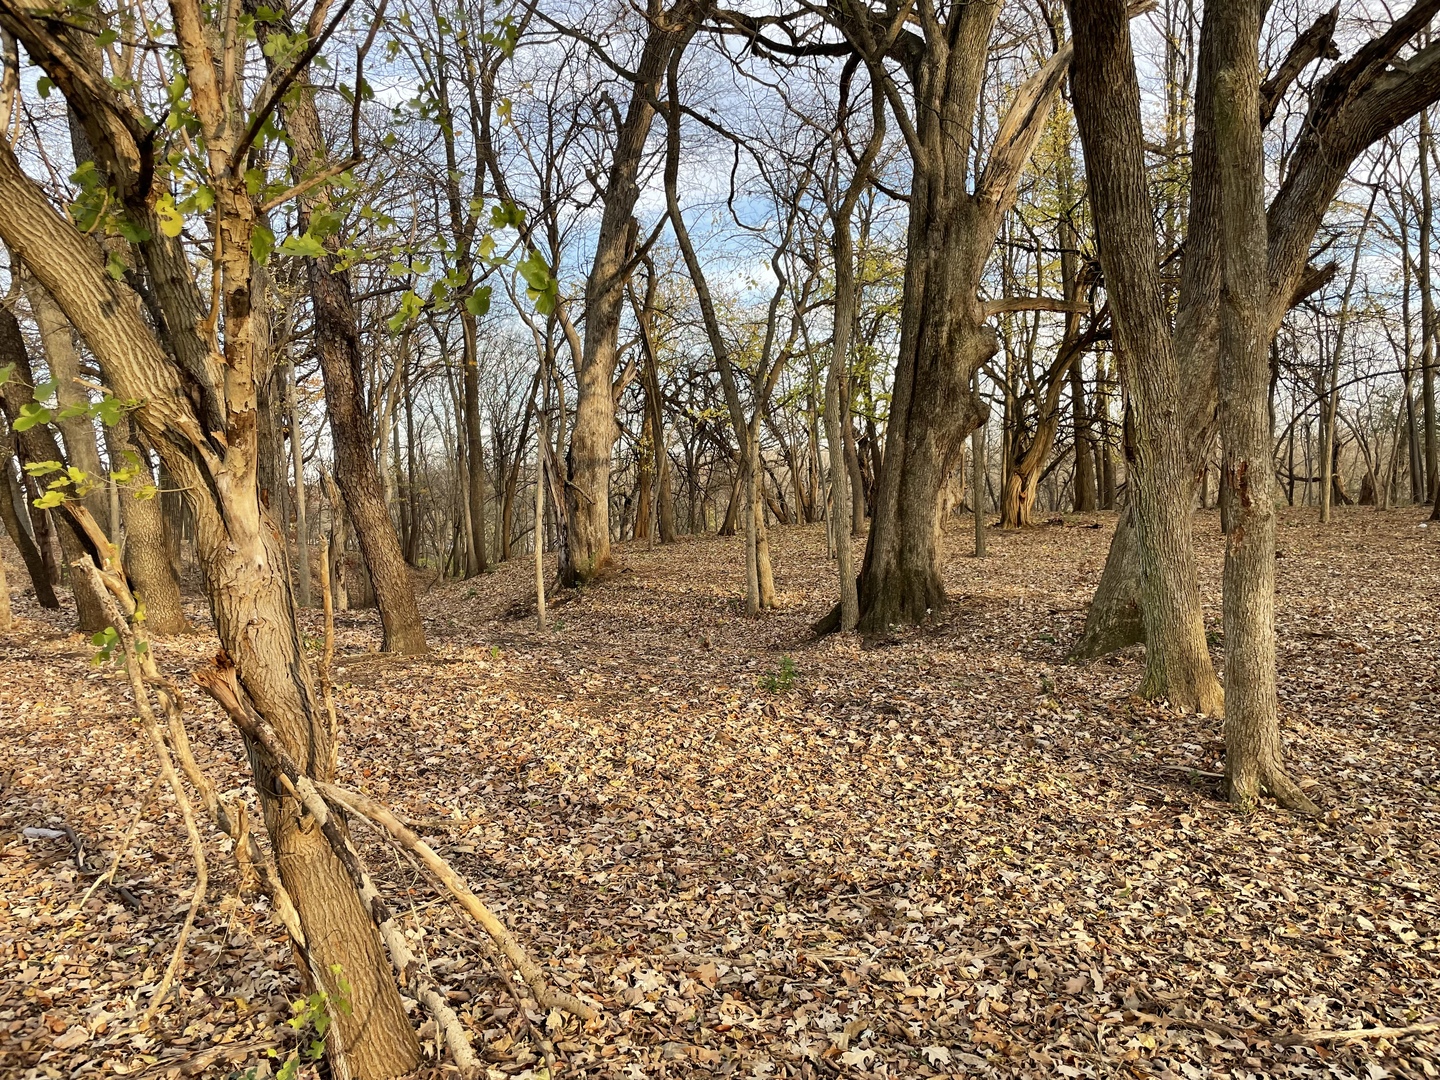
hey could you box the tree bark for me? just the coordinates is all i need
[1,436,58,608]
[461,314,488,574]
[562,0,706,586]
[838,8,1071,636]
[107,419,187,634]
[0,304,108,632]
[1073,0,1440,657]
[1212,0,1317,811]
[1069,0,1224,715]
[277,80,426,653]
[21,267,109,533]
[0,103,421,1080]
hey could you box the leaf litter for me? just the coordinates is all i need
[0,506,1436,1079]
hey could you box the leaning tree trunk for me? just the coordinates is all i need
[0,433,59,608]
[1212,0,1316,811]
[0,305,108,632]
[22,267,109,534]
[0,128,421,1080]
[1069,0,1224,715]
[280,79,426,654]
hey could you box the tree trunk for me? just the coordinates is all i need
[278,68,425,653]
[1421,109,1438,499]
[462,313,488,574]
[1212,0,1316,810]
[287,361,312,608]
[1069,0,1224,715]
[21,268,109,534]
[562,0,705,586]
[0,108,422,1080]
[0,437,59,608]
[0,305,108,631]
[108,420,187,634]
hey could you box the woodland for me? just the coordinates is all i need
[0,0,1437,1077]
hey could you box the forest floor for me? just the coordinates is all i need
[1,506,1438,1080]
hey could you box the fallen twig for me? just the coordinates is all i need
[196,658,479,1072]
[1275,1019,1440,1045]
[316,780,601,1023]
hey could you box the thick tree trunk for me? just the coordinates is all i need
[562,0,705,586]
[1212,0,1316,811]
[855,199,993,634]
[1069,0,1224,715]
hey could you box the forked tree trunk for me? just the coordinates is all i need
[562,0,707,586]
[1069,0,1224,715]
[1075,0,1440,659]
[0,115,421,1080]
[1212,0,1317,811]
[840,8,1072,637]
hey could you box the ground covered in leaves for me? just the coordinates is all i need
[1,506,1438,1080]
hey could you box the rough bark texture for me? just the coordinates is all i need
[1212,0,1317,811]
[562,0,706,586]
[278,77,426,654]
[0,106,420,1080]
[840,7,1071,636]
[1069,0,1224,715]
[1073,0,1440,659]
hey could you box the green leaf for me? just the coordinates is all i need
[96,27,118,48]
[386,289,424,334]
[0,363,13,388]
[33,489,67,510]
[37,77,53,99]
[464,286,491,318]
[33,380,58,401]
[91,396,127,426]
[278,233,327,258]
[106,251,127,281]
[245,168,267,197]
[23,461,63,477]
[251,223,275,264]
[115,217,151,243]
[181,185,215,213]
[57,403,90,420]
[13,402,52,431]
[155,192,183,237]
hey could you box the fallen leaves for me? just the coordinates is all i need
[0,505,1437,1078]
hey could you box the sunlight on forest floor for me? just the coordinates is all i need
[1,507,1437,1078]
